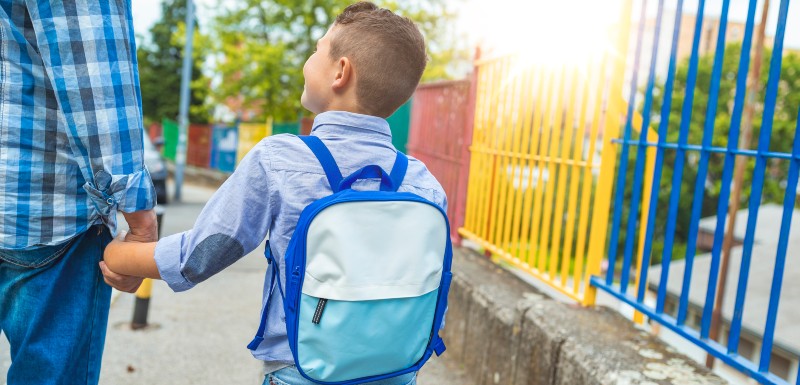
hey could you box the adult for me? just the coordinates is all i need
[0,1,157,384]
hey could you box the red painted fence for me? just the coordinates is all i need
[187,124,213,168]
[407,79,476,245]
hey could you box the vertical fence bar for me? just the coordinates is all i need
[642,0,684,308]
[620,0,665,295]
[455,64,479,246]
[728,0,790,355]
[483,59,507,246]
[686,0,730,338]
[464,62,490,233]
[700,0,758,333]
[474,61,498,240]
[564,64,594,289]
[499,63,528,256]
[561,61,594,286]
[508,67,537,259]
[606,0,648,286]
[585,0,634,304]
[671,0,711,324]
[463,72,483,232]
[759,107,799,375]
[473,60,500,241]
[576,58,606,295]
[537,68,569,279]
[491,57,518,249]
[633,128,657,317]
[531,66,563,271]
[520,65,549,266]
[552,67,581,284]
[486,59,509,247]
[541,67,569,278]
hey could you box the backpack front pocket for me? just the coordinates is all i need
[295,289,438,383]
[289,197,449,383]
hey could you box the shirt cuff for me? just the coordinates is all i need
[83,168,157,234]
[155,232,196,292]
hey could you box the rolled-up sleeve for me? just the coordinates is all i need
[27,0,156,233]
[155,142,276,292]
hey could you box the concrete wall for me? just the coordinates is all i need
[444,247,726,385]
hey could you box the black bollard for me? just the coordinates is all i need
[131,206,164,330]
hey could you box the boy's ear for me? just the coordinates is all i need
[331,57,353,92]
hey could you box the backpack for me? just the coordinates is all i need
[247,135,452,384]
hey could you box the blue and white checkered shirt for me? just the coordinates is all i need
[0,0,156,249]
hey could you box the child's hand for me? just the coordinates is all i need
[99,260,143,293]
[103,230,130,266]
[100,231,145,293]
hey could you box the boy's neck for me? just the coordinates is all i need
[320,100,379,118]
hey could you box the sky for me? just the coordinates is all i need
[455,0,800,57]
[131,0,217,46]
[130,0,800,62]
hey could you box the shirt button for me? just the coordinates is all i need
[106,197,115,205]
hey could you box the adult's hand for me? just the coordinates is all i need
[121,209,158,243]
[99,261,143,293]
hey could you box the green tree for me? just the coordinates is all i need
[616,43,800,265]
[205,0,468,122]
[137,0,212,124]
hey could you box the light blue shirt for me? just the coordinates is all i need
[154,111,447,364]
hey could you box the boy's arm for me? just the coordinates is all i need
[103,233,161,279]
[142,141,276,292]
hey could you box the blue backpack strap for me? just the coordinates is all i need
[247,241,284,350]
[299,136,343,193]
[388,151,408,191]
[339,151,409,192]
[339,165,395,192]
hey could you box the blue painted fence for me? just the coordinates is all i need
[210,124,238,173]
[590,0,798,384]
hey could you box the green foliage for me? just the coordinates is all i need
[617,43,800,266]
[204,0,469,122]
[137,0,212,124]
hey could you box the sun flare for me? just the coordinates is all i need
[466,0,624,66]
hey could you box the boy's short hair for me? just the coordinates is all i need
[330,2,427,118]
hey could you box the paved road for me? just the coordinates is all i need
[2,182,469,385]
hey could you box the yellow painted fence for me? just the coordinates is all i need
[458,1,657,306]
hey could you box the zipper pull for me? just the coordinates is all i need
[287,267,301,312]
[312,298,328,324]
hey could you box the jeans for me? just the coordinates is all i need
[265,366,417,385]
[0,226,112,385]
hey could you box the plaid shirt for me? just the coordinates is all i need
[0,0,156,249]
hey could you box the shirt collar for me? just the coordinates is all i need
[310,111,392,141]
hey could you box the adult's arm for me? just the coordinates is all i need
[26,0,156,234]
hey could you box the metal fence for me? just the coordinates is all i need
[458,56,603,303]
[590,0,798,384]
[404,0,798,382]
[456,0,660,305]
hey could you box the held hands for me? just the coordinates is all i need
[101,209,160,293]
[100,231,144,293]
[121,209,159,243]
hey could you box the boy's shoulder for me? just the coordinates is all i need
[260,133,304,148]
[254,134,308,166]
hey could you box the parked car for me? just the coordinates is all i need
[143,134,168,205]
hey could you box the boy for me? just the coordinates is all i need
[101,2,446,385]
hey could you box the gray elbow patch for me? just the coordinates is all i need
[183,234,245,284]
